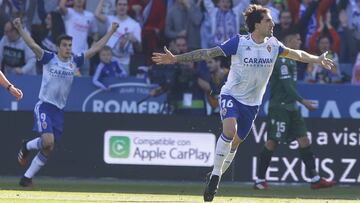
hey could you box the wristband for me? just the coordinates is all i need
[6,84,13,91]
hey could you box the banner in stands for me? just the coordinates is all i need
[103,131,215,166]
[1,75,359,118]
[0,75,166,114]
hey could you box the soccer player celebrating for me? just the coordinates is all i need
[0,70,23,100]
[152,4,335,202]
[14,18,119,187]
[254,30,336,190]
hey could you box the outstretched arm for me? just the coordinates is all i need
[281,48,335,71]
[13,18,43,59]
[0,70,23,101]
[152,46,224,65]
[84,22,119,59]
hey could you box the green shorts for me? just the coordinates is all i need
[267,107,307,143]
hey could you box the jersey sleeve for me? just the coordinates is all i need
[218,35,240,57]
[276,39,288,56]
[38,50,55,65]
[74,53,85,67]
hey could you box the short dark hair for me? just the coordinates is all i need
[243,4,270,33]
[56,34,72,46]
[282,26,299,39]
[115,0,128,5]
[100,45,112,52]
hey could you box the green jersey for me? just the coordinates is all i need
[269,57,303,111]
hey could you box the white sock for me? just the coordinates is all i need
[311,175,320,183]
[24,152,47,178]
[211,133,232,177]
[26,138,42,151]
[221,149,237,175]
[256,179,266,184]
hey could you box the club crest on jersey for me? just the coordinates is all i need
[221,107,227,117]
[267,45,271,53]
[41,121,47,129]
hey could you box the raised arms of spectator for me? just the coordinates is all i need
[308,14,340,54]
[203,0,216,13]
[325,12,340,54]
[95,0,107,23]
[12,18,43,60]
[297,0,319,32]
[187,0,203,26]
[59,0,68,15]
[85,22,119,59]
[92,64,108,90]
[233,0,250,14]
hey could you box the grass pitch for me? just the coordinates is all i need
[0,176,359,203]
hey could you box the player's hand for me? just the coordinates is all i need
[318,51,336,72]
[152,46,176,65]
[9,85,23,101]
[13,18,23,31]
[110,22,119,33]
[301,99,317,111]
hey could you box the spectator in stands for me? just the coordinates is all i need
[273,0,285,13]
[0,21,36,75]
[86,0,116,36]
[203,0,249,45]
[41,12,66,52]
[337,9,358,64]
[92,46,127,90]
[200,6,214,48]
[165,0,202,50]
[95,0,142,75]
[197,56,229,115]
[273,10,293,40]
[25,0,58,43]
[306,14,341,83]
[352,53,360,85]
[0,0,14,39]
[59,0,99,76]
[128,0,166,65]
[345,0,360,63]
[256,0,280,24]
[287,0,333,48]
[308,13,340,55]
[150,37,205,115]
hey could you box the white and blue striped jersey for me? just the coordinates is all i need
[38,50,84,109]
[219,34,286,106]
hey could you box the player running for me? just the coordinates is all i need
[152,4,335,202]
[14,17,119,187]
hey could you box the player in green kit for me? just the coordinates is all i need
[254,30,336,190]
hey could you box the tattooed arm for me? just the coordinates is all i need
[152,46,225,65]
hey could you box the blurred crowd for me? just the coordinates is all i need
[0,0,359,115]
